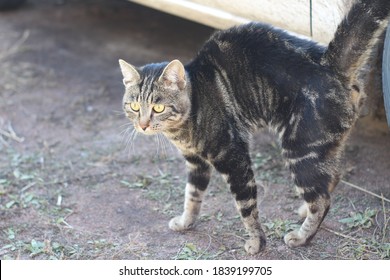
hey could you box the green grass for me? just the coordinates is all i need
[121,170,186,215]
[337,239,390,259]
[174,242,203,260]
[173,241,225,260]
[339,208,377,229]
[1,142,389,260]
[263,219,300,239]
[333,204,389,259]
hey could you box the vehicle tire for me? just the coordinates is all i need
[383,22,390,126]
[0,0,26,10]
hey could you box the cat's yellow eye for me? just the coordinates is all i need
[129,102,140,112]
[153,104,165,113]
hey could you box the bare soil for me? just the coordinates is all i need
[0,0,389,260]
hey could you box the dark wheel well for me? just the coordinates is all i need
[0,0,26,10]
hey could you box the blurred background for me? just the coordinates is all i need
[0,0,388,260]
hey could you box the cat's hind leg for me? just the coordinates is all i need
[169,155,211,231]
[296,173,340,219]
[284,167,333,247]
[284,191,330,247]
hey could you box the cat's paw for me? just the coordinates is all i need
[284,230,307,248]
[244,236,266,255]
[169,216,193,231]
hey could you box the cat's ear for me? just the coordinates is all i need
[119,59,140,87]
[158,60,187,91]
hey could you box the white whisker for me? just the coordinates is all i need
[159,133,168,159]
[155,134,161,159]
[161,133,175,155]
[123,128,138,157]
[112,110,126,116]
[119,125,132,138]
[119,122,133,129]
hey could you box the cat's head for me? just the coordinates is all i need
[119,59,190,135]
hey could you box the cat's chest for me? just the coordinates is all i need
[170,136,198,155]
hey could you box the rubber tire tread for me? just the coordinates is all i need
[383,22,390,127]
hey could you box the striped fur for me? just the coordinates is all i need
[119,0,390,254]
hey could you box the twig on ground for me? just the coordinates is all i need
[341,180,390,204]
[196,232,212,260]
[20,182,37,193]
[382,194,389,243]
[0,135,10,147]
[173,242,187,260]
[0,122,24,143]
[195,230,239,260]
[321,226,358,241]
[0,30,30,61]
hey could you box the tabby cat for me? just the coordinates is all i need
[119,0,390,254]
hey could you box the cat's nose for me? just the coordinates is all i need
[139,122,150,131]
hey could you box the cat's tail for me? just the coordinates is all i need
[322,0,390,87]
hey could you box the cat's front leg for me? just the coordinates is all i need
[213,151,266,255]
[169,155,211,231]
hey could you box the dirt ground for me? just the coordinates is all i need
[0,0,389,260]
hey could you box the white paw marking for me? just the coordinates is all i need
[284,230,307,248]
[169,216,193,231]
